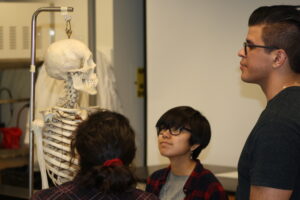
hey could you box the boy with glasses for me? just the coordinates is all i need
[146,106,227,200]
[237,5,300,200]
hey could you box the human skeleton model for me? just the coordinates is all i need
[33,39,98,189]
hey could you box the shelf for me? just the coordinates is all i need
[0,58,43,70]
[0,98,29,105]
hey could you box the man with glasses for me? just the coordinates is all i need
[237,5,300,200]
[146,106,228,200]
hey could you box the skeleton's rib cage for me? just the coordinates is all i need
[34,107,85,186]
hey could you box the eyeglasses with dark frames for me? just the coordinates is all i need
[243,42,279,56]
[157,127,192,136]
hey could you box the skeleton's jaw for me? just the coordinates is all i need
[71,72,98,95]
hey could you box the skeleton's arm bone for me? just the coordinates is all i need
[32,119,49,189]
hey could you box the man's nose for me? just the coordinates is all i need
[238,47,246,58]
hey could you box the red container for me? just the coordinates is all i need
[0,127,22,149]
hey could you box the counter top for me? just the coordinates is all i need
[0,146,29,170]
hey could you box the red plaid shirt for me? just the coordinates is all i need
[32,180,159,200]
[146,160,228,200]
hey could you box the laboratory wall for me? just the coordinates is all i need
[146,0,299,167]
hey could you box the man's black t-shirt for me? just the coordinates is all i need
[237,86,300,200]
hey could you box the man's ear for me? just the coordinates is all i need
[272,49,287,69]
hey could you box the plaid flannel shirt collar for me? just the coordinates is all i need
[182,159,203,194]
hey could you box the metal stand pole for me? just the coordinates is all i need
[29,7,73,198]
[88,0,96,62]
[88,0,97,106]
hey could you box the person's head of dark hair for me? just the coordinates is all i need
[156,106,211,160]
[70,110,136,193]
[248,5,300,73]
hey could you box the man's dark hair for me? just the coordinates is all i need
[156,106,211,160]
[70,110,137,193]
[249,5,300,73]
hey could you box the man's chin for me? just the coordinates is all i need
[241,75,256,84]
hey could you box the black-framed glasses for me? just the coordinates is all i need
[243,42,279,56]
[157,127,192,136]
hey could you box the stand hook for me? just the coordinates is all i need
[65,16,72,39]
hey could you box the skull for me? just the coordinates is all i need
[44,39,98,95]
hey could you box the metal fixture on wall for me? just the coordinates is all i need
[136,67,145,98]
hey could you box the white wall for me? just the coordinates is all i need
[96,0,145,166]
[113,1,145,166]
[146,0,299,167]
[97,0,113,57]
